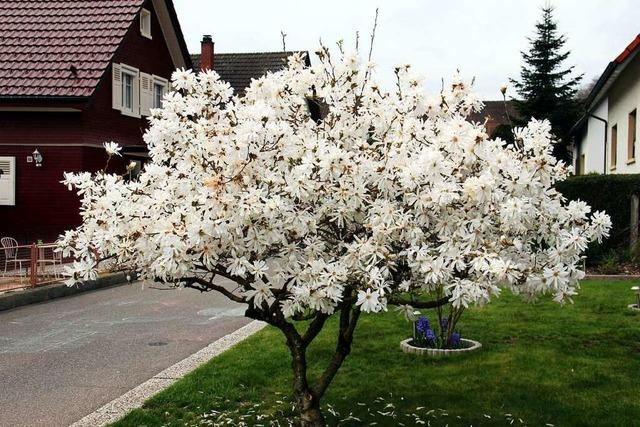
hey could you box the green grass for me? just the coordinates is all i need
[113,280,640,426]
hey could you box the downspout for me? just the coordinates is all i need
[589,114,608,174]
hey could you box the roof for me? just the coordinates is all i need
[572,33,640,134]
[468,100,519,135]
[190,51,310,94]
[0,0,192,100]
[0,1,145,98]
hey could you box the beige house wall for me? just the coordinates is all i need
[608,53,640,174]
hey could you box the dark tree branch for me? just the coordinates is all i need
[181,276,247,304]
[387,295,451,309]
[301,313,329,347]
[313,305,360,398]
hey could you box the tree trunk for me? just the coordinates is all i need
[265,301,360,426]
[285,324,327,426]
[297,391,326,427]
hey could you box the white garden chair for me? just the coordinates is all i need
[1,237,29,280]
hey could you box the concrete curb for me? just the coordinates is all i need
[69,320,267,427]
[585,274,640,280]
[0,272,129,312]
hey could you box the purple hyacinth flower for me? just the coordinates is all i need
[416,316,430,334]
[451,332,461,347]
[425,328,436,341]
[440,318,449,331]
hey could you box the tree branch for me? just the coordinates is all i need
[387,295,450,309]
[313,305,360,398]
[181,276,247,304]
[301,313,329,347]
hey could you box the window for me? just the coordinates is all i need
[153,80,167,109]
[0,156,15,206]
[140,74,167,115]
[122,72,134,111]
[153,82,164,108]
[629,109,637,162]
[611,124,618,169]
[112,63,140,117]
[140,8,151,39]
[579,154,585,175]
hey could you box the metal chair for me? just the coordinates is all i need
[1,237,29,279]
[37,245,62,278]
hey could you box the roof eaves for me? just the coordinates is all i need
[164,0,193,69]
[0,95,90,101]
[583,33,640,112]
[615,34,640,64]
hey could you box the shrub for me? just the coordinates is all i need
[556,173,640,263]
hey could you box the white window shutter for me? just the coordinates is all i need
[0,156,16,206]
[140,72,152,116]
[112,63,122,110]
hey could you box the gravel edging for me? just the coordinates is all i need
[69,320,267,427]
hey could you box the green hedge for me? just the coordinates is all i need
[555,173,640,262]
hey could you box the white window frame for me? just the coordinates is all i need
[0,156,16,206]
[152,75,168,109]
[140,8,152,39]
[120,64,141,118]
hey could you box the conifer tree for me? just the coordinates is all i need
[510,6,583,163]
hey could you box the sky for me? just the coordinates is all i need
[173,0,640,99]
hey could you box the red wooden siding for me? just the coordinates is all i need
[0,0,177,243]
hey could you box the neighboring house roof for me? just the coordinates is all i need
[585,34,640,110]
[190,51,310,94]
[0,0,191,100]
[571,33,640,135]
[468,100,519,136]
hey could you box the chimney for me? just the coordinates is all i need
[200,35,214,71]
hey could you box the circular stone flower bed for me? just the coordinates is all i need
[400,337,482,357]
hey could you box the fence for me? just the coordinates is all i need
[0,242,66,292]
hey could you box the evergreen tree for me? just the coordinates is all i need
[510,6,583,163]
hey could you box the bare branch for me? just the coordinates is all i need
[301,313,329,347]
[367,8,379,62]
[313,306,360,398]
[181,276,247,304]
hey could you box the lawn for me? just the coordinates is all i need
[113,280,640,426]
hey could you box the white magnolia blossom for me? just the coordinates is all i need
[103,141,122,157]
[60,47,611,317]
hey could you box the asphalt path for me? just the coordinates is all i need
[0,279,250,427]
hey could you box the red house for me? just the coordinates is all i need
[0,0,192,243]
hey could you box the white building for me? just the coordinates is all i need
[573,34,640,175]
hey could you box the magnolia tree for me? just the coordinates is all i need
[60,46,610,426]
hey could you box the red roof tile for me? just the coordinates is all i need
[615,34,640,64]
[0,0,144,98]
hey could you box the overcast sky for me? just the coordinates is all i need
[173,0,639,99]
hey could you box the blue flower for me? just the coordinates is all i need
[425,328,436,342]
[451,332,461,347]
[416,316,430,334]
[440,318,449,331]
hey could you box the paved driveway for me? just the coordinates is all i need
[0,280,250,427]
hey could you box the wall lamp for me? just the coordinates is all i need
[32,148,43,167]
